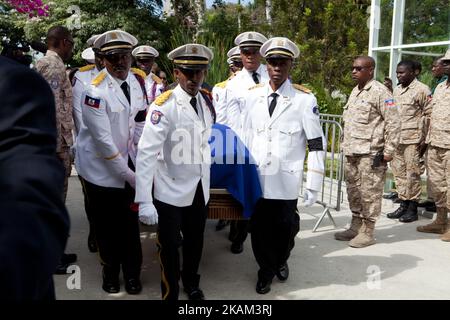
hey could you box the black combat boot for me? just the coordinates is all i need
[387,200,408,219]
[399,200,418,223]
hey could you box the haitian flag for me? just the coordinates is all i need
[84,95,101,109]
[209,123,262,218]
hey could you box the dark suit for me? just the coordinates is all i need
[0,57,70,300]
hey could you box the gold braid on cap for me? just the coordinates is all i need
[173,59,209,65]
[100,44,132,52]
[266,50,294,57]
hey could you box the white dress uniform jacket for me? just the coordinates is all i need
[225,64,269,132]
[75,69,148,188]
[243,80,325,200]
[144,72,164,103]
[212,79,228,124]
[135,85,214,207]
[72,65,100,136]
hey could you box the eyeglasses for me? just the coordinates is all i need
[241,48,259,55]
[442,61,450,66]
[104,53,131,64]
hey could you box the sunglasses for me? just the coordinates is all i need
[104,53,131,63]
[241,48,260,55]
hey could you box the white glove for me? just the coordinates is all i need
[303,189,318,207]
[123,169,136,189]
[139,202,158,225]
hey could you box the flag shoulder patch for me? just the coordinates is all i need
[84,95,101,108]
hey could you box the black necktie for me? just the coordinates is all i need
[252,72,259,84]
[120,82,130,104]
[269,93,278,117]
[190,97,198,115]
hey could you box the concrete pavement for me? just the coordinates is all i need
[55,176,450,300]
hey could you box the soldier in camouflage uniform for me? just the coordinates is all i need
[35,25,76,273]
[36,26,74,202]
[387,60,431,223]
[417,50,450,240]
[335,56,400,248]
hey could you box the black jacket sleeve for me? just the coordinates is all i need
[0,57,70,300]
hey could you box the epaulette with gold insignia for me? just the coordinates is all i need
[214,80,228,89]
[151,74,162,84]
[131,67,147,80]
[91,71,107,86]
[293,83,312,94]
[248,83,264,90]
[154,90,173,106]
[79,64,95,72]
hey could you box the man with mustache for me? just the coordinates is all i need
[75,30,147,294]
[135,44,214,301]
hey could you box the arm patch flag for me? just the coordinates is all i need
[384,98,396,107]
[84,95,101,108]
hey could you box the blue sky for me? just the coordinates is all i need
[205,0,253,8]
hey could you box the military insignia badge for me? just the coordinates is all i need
[150,110,164,125]
[384,98,396,107]
[50,79,59,89]
[84,95,101,108]
[191,46,198,54]
[312,105,320,116]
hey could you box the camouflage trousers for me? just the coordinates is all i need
[390,144,422,201]
[427,146,450,209]
[57,146,72,202]
[345,155,387,222]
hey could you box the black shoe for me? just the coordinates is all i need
[399,201,418,223]
[61,253,77,264]
[102,279,120,294]
[276,263,289,282]
[215,219,230,231]
[383,191,398,200]
[256,279,272,294]
[184,287,205,300]
[387,200,408,219]
[125,278,142,295]
[88,232,97,253]
[230,242,243,254]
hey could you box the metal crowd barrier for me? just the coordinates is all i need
[300,114,345,232]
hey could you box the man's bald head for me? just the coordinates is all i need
[45,25,74,62]
[46,26,72,48]
[355,56,375,69]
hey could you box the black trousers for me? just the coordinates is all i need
[154,183,207,301]
[83,178,142,280]
[250,198,300,282]
[78,176,95,230]
[229,220,249,244]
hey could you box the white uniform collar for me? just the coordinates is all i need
[267,78,291,97]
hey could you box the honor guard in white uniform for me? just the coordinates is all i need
[135,44,214,301]
[212,46,242,124]
[225,31,269,133]
[132,45,164,103]
[71,34,104,253]
[243,37,325,294]
[75,30,148,295]
[217,32,269,255]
